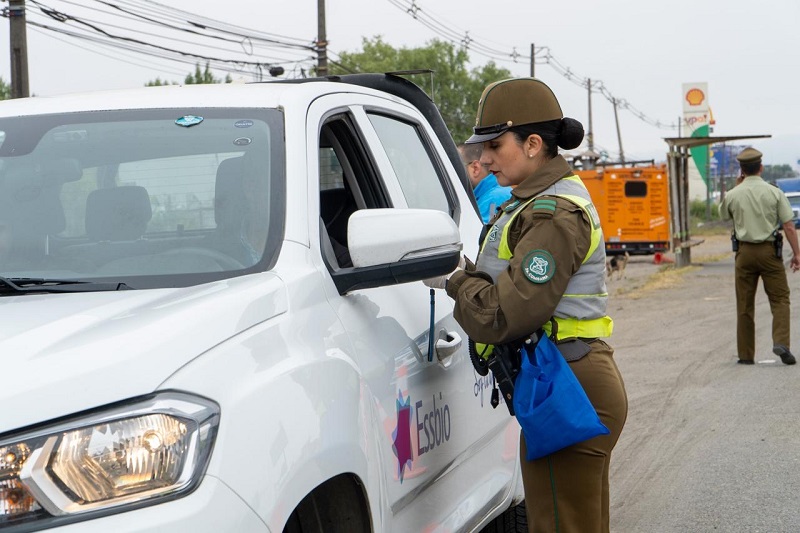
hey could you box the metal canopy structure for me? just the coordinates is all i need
[664,134,771,267]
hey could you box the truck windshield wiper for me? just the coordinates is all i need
[0,276,132,294]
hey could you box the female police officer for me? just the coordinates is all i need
[425,78,628,532]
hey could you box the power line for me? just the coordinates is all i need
[29,1,302,68]
[14,0,321,82]
[5,0,370,84]
[125,0,314,49]
[93,0,317,53]
[386,0,678,131]
[28,25,188,78]
[23,16,313,80]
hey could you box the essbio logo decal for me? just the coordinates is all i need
[391,390,452,482]
[392,391,413,483]
[415,392,451,455]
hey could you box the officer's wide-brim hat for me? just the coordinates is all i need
[466,78,563,144]
[736,147,763,164]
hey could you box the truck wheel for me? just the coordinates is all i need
[481,502,528,533]
[282,474,370,533]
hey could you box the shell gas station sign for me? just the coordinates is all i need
[682,82,711,136]
[682,82,712,194]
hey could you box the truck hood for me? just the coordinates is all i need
[0,274,287,434]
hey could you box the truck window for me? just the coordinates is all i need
[625,181,647,198]
[318,115,389,269]
[0,108,284,287]
[366,113,450,214]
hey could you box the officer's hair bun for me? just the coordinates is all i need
[557,117,584,150]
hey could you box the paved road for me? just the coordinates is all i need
[608,234,800,532]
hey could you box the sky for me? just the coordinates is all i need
[2,0,800,167]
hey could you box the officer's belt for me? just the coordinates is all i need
[530,331,593,362]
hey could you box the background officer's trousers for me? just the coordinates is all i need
[735,241,791,359]
[520,339,628,533]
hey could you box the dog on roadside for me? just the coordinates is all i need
[606,251,630,281]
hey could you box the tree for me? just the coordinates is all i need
[145,77,178,87]
[145,63,232,87]
[0,76,10,100]
[763,164,798,182]
[184,62,232,85]
[330,37,511,144]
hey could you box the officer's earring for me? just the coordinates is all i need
[528,153,533,158]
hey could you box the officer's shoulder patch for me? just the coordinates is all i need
[585,202,602,229]
[531,197,556,218]
[503,199,521,213]
[486,224,500,243]
[521,249,556,283]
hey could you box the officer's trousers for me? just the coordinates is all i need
[520,340,627,533]
[735,241,791,359]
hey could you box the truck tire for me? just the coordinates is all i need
[481,502,528,533]
[283,474,370,533]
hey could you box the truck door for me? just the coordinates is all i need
[308,94,520,532]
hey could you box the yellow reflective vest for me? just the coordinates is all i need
[474,175,613,349]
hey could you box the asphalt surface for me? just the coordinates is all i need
[607,233,800,532]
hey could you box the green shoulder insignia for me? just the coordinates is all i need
[522,249,556,283]
[531,198,557,216]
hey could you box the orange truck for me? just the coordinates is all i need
[576,162,671,255]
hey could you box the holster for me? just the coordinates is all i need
[486,343,522,416]
[556,338,593,361]
[731,231,739,252]
[773,230,783,259]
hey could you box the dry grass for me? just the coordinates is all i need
[616,266,701,299]
[692,251,733,264]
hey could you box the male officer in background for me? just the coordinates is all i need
[720,147,800,365]
[457,143,512,223]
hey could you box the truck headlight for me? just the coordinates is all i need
[0,392,219,530]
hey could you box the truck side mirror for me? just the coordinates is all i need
[329,208,462,294]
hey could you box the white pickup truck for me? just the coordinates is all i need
[0,74,525,532]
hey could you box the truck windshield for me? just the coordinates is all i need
[0,108,285,289]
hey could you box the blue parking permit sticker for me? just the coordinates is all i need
[175,115,204,127]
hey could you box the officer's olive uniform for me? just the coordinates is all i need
[720,171,794,360]
[446,155,628,532]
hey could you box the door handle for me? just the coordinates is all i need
[435,331,462,368]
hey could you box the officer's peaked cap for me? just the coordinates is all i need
[736,147,763,164]
[466,78,563,144]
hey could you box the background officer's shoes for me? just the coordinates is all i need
[737,359,755,365]
[773,345,797,365]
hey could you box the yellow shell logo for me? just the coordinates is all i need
[685,88,705,106]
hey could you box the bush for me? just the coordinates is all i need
[689,198,720,220]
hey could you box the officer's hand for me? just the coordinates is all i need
[423,275,449,289]
[791,255,800,272]
[423,256,466,289]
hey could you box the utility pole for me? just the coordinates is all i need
[612,97,625,163]
[316,0,328,77]
[586,78,594,152]
[9,0,30,98]
[530,43,535,77]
